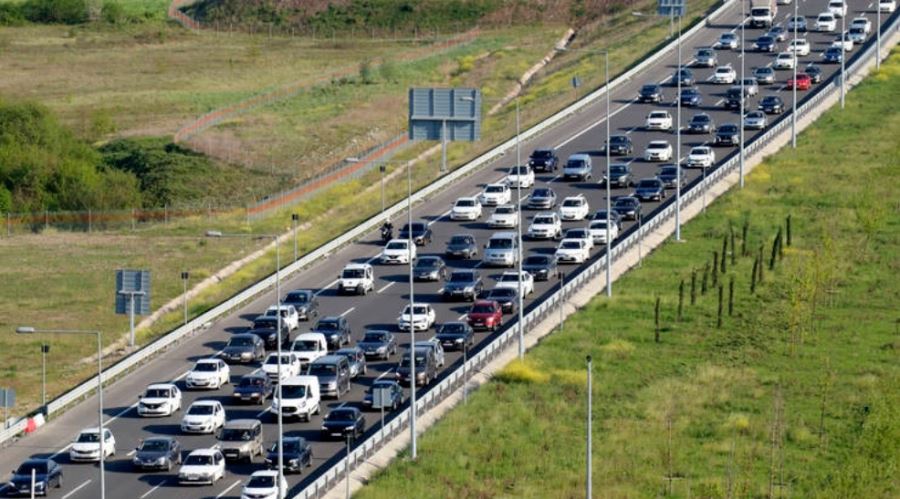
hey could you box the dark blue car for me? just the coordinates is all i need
[679,88,702,107]
[7,459,62,496]
[265,437,312,473]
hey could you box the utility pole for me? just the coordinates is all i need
[181,271,189,325]
[791,0,798,148]
[605,49,613,296]
[407,163,417,460]
[739,0,745,188]
[586,355,593,499]
[516,97,525,359]
[675,13,683,240]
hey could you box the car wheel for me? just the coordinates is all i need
[57,475,63,488]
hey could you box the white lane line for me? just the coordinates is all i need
[314,279,338,297]
[61,480,91,499]
[127,449,137,457]
[427,209,452,226]
[547,174,561,183]
[867,1,873,7]
[376,368,395,381]
[377,281,395,293]
[215,479,242,499]
[139,482,166,499]
[340,307,356,317]
[624,125,639,135]
[714,98,725,107]
[457,313,468,321]
[554,97,639,149]
[49,444,72,460]
[255,407,269,419]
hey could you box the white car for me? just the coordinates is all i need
[850,17,871,34]
[241,470,288,499]
[178,448,226,485]
[644,141,673,162]
[261,352,302,383]
[381,239,416,264]
[338,263,374,295]
[712,65,736,84]
[290,333,328,365]
[645,110,673,130]
[879,0,896,13]
[715,32,739,50]
[488,204,519,228]
[450,197,482,221]
[264,305,299,331]
[563,227,594,250]
[398,303,436,331]
[138,383,182,417]
[181,400,226,434]
[787,39,811,56]
[827,0,847,17]
[774,52,796,69]
[588,220,619,244]
[832,32,854,51]
[555,239,591,264]
[185,358,230,390]
[816,12,837,32]
[506,165,535,188]
[685,146,716,168]
[559,195,590,221]
[69,427,116,462]
[494,271,535,296]
[479,183,512,206]
[527,212,563,240]
[738,78,759,96]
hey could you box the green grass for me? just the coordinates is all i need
[355,50,900,498]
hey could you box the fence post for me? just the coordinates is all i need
[44,209,49,231]
[164,204,168,226]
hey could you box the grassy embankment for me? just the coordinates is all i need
[355,50,900,498]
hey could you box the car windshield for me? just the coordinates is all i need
[610,165,628,175]
[512,166,529,174]
[531,150,552,159]
[763,97,780,104]
[317,319,340,331]
[193,362,217,372]
[758,36,773,43]
[342,268,365,278]
[488,238,513,249]
[562,199,582,207]
[184,454,213,466]
[566,159,586,169]
[615,199,638,208]
[641,85,657,93]
[692,148,709,155]
[525,256,550,265]
[716,67,731,74]
[16,463,48,475]
[660,166,678,175]
[495,206,516,215]
[229,337,255,347]
[533,189,552,197]
[403,305,429,315]
[294,340,319,351]
[567,229,589,238]
[485,185,505,193]
[488,288,516,298]
[471,304,495,314]
[144,388,171,398]
[609,135,628,144]
[77,432,100,443]
[439,323,467,334]
[648,143,668,150]
[448,236,471,245]
[691,115,709,123]
[534,216,555,225]
[239,376,265,387]
[638,180,659,188]
[698,49,713,56]
[456,199,475,207]
[498,273,521,283]
[281,384,307,398]
[561,241,582,249]
[720,125,738,133]
[449,272,475,283]
[591,221,609,230]
[309,364,337,377]
[401,353,428,367]
[415,258,440,269]
[757,67,773,74]
[265,355,293,365]
[221,428,253,441]
[286,292,309,303]
[140,440,170,452]
[362,332,388,343]
[247,475,276,488]
[386,241,407,250]
[649,112,667,119]
[271,440,304,453]
[326,409,356,422]
[682,89,698,97]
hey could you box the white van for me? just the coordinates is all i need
[270,375,320,422]
[483,232,519,267]
[290,333,328,366]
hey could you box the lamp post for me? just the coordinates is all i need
[586,354,593,499]
[405,157,417,460]
[180,271,189,325]
[840,11,846,109]
[17,327,105,499]
[379,164,387,216]
[40,344,50,412]
[877,5,882,70]
[792,0,798,148]
[291,213,300,262]
[557,271,566,331]
[739,1,746,188]
[515,96,525,358]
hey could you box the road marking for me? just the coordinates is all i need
[547,174,561,183]
[314,279,338,297]
[127,449,137,457]
[340,307,356,317]
[255,407,269,419]
[624,125,639,135]
[714,98,725,107]
[427,209,452,226]
[139,482,166,499]
[61,480,91,499]
[554,98,639,149]
[377,281,395,293]
[376,368,395,381]
[49,444,73,460]
[215,479,242,498]
[457,313,469,321]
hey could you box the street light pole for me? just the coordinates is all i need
[792,0,798,148]
[380,164,387,216]
[586,355,593,499]
[675,13,683,240]
[407,161,417,460]
[605,49,613,296]
[739,1,746,189]
[877,6,882,70]
[516,97,525,359]
[840,12,846,109]
[181,271,189,325]
[40,344,49,411]
[292,213,299,262]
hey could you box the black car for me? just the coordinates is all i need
[221,333,266,363]
[638,83,664,103]
[687,113,714,134]
[413,256,447,281]
[132,437,182,471]
[314,316,351,350]
[357,330,398,360]
[233,373,274,404]
[527,187,557,209]
[528,148,559,172]
[245,327,290,351]
[484,287,519,314]
[759,95,785,114]
[605,135,633,156]
[362,380,404,411]
[442,269,483,302]
[592,209,623,229]
[657,165,683,189]
[804,64,822,83]
[398,222,432,245]
[604,163,634,188]
[522,254,557,281]
[444,233,478,259]
[679,88,702,107]
[321,407,365,440]
[282,289,318,321]
[612,196,642,221]
[753,35,777,52]
[670,68,695,87]
[723,87,745,110]
[7,459,62,496]
[822,47,843,64]
[265,437,312,473]
[715,124,740,146]
[435,321,476,351]
[634,178,666,201]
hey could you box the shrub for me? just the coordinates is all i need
[21,0,89,24]
[496,359,549,384]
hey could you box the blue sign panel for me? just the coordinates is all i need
[409,88,481,142]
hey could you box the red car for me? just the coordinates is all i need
[466,300,503,331]
[787,73,812,91]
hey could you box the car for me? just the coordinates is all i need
[442,269,484,301]
[832,32,854,52]
[787,73,812,91]
[495,270,534,296]
[603,163,634,188]
[787,38,811,56]
[435,322,475,351]
[265,437,313,473]
[398,303,436,331]
[132,437,182,471]
[787,15,807,32]
[685,146,715,168]
[588,219,620,245]
[69,427,116,462]
[450,196,483,221]
[694,47,717,67]
[644,141,673,162]
[261,352,303,383]
[362,380,404,411]
[7,459,62,496]
[743,110,768,130]
[880,0,896,12]
[850,16,871,34]
[612,196,642,220]
[645,110,673,131]
[249,316,291,348]
[185,358,230,390]
[634,177,667,201]
[522,254,558,281]
[241,469,288,499]
[712,65,737,84]
[816,12,837,32]
[479,183,512,206]
[506,164,535,188]
[289,332,328,365]
[321,407,365,440]
[687,113,714,134]
[413,256,447,281]
[357,330,398,359]
[715,32,739,50]
[527,187,557,209]
[271,375,321,419]
[381,239,416,264]
[738,78,759,96]
[563,153,593,180]
[178,448,225,485]
[559,194,590,221]
[605,134,634,155]
[555,238,591,264]
[805,64,823,83]
[679,87,702,107]
[724,87,746,110]
[232,373,274,405]
[221,333,267,364]
[488,204,519,228]
[657,164,684,189]
[670,67,695,86]
[483,232,519,267]
[827,0,847,17]
[264,304,299,331]
[767,25,788,42]
[413,337,446,368]
[338,262,375,295]
[484,287,520,314]
[445,233,478,259]
[754,35,778,52]
[528,148,559,172]
[774,52,796,70]
[822,46,844,63]
[398,222,432,245]
[848,26,867,44]
[527,212,563,240]
[334,346,367,379]
[754,66,776,85]
[466,300,504,331]
[313,316,351,350]
[715,124,740,146]
[282,289,318,321]
[759,95,785,114]
[638,83,665,103]
[218,419,264,462]
[138,383,182,417]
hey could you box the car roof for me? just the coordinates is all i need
[146,383,177,390]
[568,153,591,161]
[456,196,478,201]
[196,358,220,364]
[343,263,371,270]
[143,436,175,443]
[473,299,498,306]
[250,470,280,478]
[223,419,261,430]
[188,448,219,456]
[335,346,363,354]
[191,399,222,407]
[312,354,346,364]
[231,333,260,340]
[485,182,507,188]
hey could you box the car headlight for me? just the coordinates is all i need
[376,346,387,353]
[133,456,141,464]
[289,458,300,466]
[455,338,464,343]
[326,382,336,388]
[157,457,168,464]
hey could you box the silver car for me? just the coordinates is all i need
[694,48,717,67]
[743,111,768,130]
[753,66,776,85]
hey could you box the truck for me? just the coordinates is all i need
[749,0,776,28]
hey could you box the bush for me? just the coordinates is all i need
[0,3,27,25]
[496,359,549,384]
[21,0,89,24]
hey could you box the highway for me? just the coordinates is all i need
[1,0,894,497]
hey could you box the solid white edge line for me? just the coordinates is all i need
[60,479,91,499]
[215,478,242,499]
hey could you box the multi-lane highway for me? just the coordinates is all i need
[2,0,895,497]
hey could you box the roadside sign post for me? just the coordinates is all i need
[181,271,189,325]
[41,344,50,412]
[373,385,392,435]
[115,269,151,348]
[409,87,481,174]
[0,388,14,430]
[571,75,582,101]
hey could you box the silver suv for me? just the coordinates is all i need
[218,419,264,462]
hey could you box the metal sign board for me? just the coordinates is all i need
[0,388,15,407]
[372,386,393,409]
[658,0,686,16]
[408,87,481,142]
[115,269,151,315]
[571,76,582,88]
